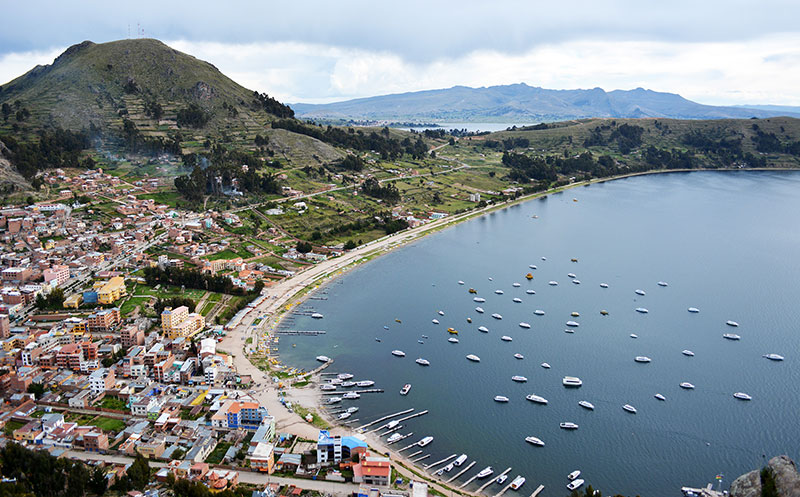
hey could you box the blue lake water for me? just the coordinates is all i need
[278,171,800,496]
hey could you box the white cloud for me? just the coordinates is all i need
[0,47,65,87]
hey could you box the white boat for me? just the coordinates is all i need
[562,376,583,387]
[635,289,646,296]
[496,475,508,485]
[438,310,445,316]
[316,355,331,362]
[448,337,459,343]
[495,290,504,295]
[560,422,579,430]
[726,320,740,327]
[514,353,524,359]
[415,358,430,366]
[312,313,324,319]
[492,313,503,320]
[513,297,523,303]
[513,282,521,287]
[763,353,785,361]
[526,394,548,404]
[688,307,700,313]
[454,454,468,466]
[568,273,577,278]
[356,380,375,387]
[630,334,638,338]
[476,307,485,313]
[657,281,668,287]
[342,381,356,387]
[733,392,752,401]
[572,279,581,284]
[327,397,342,404]
[387,433,403,444]
[478,326,489,333]
[566,320,579,327]
[387,420,400,429]
[567,479,585,491]
[525,436,545,446]
[622,404,637,413]
[526,289,536,294]
[578,400,595,410]
[534,310,545,315]
[568,470,581,481]
[458,280,465,285]
[635,307,649,313]
[541,362,551,369]
[417,340,424,344]
[600,283,609,288]
[443,463,455,472]
[467,354,481,362]
[494,395,510,402]
[519,322,531,328]
[347,407,359,413]
[510,476,526,490]
[564,328,575,334]
[343,392,360,399]
[338,373,354,380]
[330,378,343,385]
[682,350,695,357]
[400,384,411,395]
[723,333,741,341]
[654,393,666,401]
[548,281,558,286]
[512,375,527,382]
[392,350,406,357]
[476,467,494,479]
[418,436,434,446]
[320,384,336,391]
[501,336,513,342]
[634,356,652,363]
[338,412,351,420]
[474,297,486,302]
[432,319,440,324]
[541,256,547,260]
[530,264,538,269]
[680,382,695,389]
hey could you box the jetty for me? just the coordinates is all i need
[492,481,514,497]
[387,432,413,445]
[412,454,431,463]
[398,441,422,452]
[476,467,511,493]
[321,389,384,395]
[359,408,414,430]
[381,425,403,436]
[394,409,429,423]
[530,485,545,497]
[447,461,476,483]
[275,330,326,335]
[425,453,457,470]
[407,450,423,458]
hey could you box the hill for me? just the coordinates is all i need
[292,83,800,123]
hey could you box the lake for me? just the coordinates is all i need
[278,171,800,496]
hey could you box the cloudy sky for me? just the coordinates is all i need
[2,0,800,105]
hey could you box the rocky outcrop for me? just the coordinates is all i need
[730,456,800,497]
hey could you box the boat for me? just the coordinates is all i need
[568,470,581,481]
[496,475,508,485]
[458,280,465,285]
[658,281,668,287]
[600,283,609,288]
[489,277,493,281]
[682,350,695,357]
[526,289,536,294]
[560,422,579,430]
[763,353,785,361]
[476,467,494,479]
[513,298,523,303]
[567,479,585,491]
[723,333,741,340]
[454,454,468,466]
[474,297,486,302]
[432,319,440,324]
[387,433,403,444]
[509,475,526,488]
[629,333,638,338]
[578,400,595,410]
[384,326,390,330]
[467,317,472,323]
[512,375,527,382]
[562,376,583,387]
[316,355,331,362]
[422,335,428,339]
[438,310,445,316]
[347,407,359,413]
[443,463,455,472]
[387,420,400,429]
[542,256,547,260]
[330,378,343,385]
[338,412,351,420]
[548,281,558,286]
[534,310,545,315]
[726,320,740,327]
[526,273,533,280]
[571,312,580,317]
[342,381,356,387]
[478,326,489,333]
[634,356,652,363]
[526,394,548,404]
[519,322,531,328]
[680,382,695,389]
[475,307,485,313]
[342,392,360,399]
[467,354,481,362]
[448,337,459,343]
[688,307,700,314]
[733,392,752,401]
[501,336,513,342]
[635,289,646,296]
[622,404,637,413]
[568,273,576,278]
[494,396,510,402]
[469,288,477,294]
[654,393,666,401]
[327,397,342,404]
[495,290,504,295]
[417,340,424,344]
[418,436,434,447]
[525,436,545,446]
[356,380,375,387]
[513,282,521,287]
[312,313,324,319]
[514,353,524,359]
[635,307,649,313]
[572,279,581,284]
[492,313,503,319]
[395,319,402,323]
[320,384,336,391]
[338,373,354,380]
[415,358,430,366]
[601,310,609,315]
[529,265,537,269]
[541,363,551,369]
[566,320,579,327]
[392,350,406,357]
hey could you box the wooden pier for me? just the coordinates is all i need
[386,432,413,445]
[491,480,514,497]
[398,440,420,452]
[476,467,511,493]
[447,461,475,483]
[407,450,423,458]
[530,484,545,497]
[358,408,414,430]
[412,454,431,463]
[275,330,326,335]
[321,389,384,395]
[425,453,457,470]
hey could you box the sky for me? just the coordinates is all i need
[2,0,800,106]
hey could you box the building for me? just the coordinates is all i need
[353,452,391,486]
[0,314,9,339]
[249,442,275,473]
[121,325,144,348]
[161,306,204,339]
[226,401,268,429]
[87,308,120,332]
[56,343,83,370]
[88,367,115,396]
[84,431,109,453]
[63,293,83,309]
[43,265,70,287]
[95,277,127,304]
[317,430,367,464]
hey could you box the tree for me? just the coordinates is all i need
[296,241,312,254]
[88,466,108,496]
[27,382,45,399]
[343,240,357,250]
[126,454,150,491]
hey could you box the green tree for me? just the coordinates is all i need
[126,454,150,491]
[296,241,312,254]
[343,240,356,250]
[26,382,45,399]
[89,466,108,496]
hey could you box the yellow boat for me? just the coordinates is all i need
[571,258,578,262]
[469,288,477,294]
[571,312,580,317]
[447,328,459,335]
[526,273,533,280]
[600,310,609,316]
[395,319,402,323]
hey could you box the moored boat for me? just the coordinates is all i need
[629,334,638,338]
[568,470,581,481]
[474,297,486,302]
[654,393,666,401]
[418,436,434,446]
[562,376,583,387]
[501,336,513,342]
[494,395,509,402]
[525,436,545,446]
[496,475,508,485]
[733,392,752,401]
[454,454,468,466]
[415,358,430,366]
[534,310,545,315]
[432,319,440,324]
[438,310,444,316]
[476,467,494,479]
[568,273,576,278]
[448,337,459,343]
[682,350,695,357]
[475,307,485,313]
[566,320,579,327]
[492,313,503,319]
[511,375,527,382]
[541,362,551,369]
[763,353,784,361]
[469,288,477,294]
[635,289,646,296]
[316,355,331,362]
[526,394,548,404]
[567,479,585,491]
[458,280,465,285]
[600,283,609,288]
[726,320,739,327]
[723,333,741,340]
[448,328,459,334]
[513,282,521,287]
[320,384,336,391]
[510,476,526,490]
[549,281,558,286]
[391,350,406,357]
[519,322,531,328]
[312,313,324,319]
[680,382,695,389]
[478,326,489,333]
[327,397,342,404]
[688,307,700,313]
[635,307,649,313]
[578,400,595,410]
[526,289,536,294]
[560,422,579,430]
[495,289,504,295]
[343,391,360,399]
[513,297,523,303]
[338,412,351,420]
[634,356,652,363]
[622,404,637,413]
[658,281,668,287]
[356,380,375,387]
[514,353,524,359]
[387,433,403,444]
[467,354,481,362]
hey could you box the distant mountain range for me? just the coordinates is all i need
[292,83,800,123]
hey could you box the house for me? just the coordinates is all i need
[249,442,274,473]
[84,430,109,453]
[353,452,391,486]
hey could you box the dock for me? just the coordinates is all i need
[492,481,514,497]
[394,409,428,423]
[447,461,475,483]
[530,485,545,497]
[358,408,415,430]
[275,330,327,335]
[425,453,457,470]
[407,450,423,458]
[476,467,511,493]
[381,425,403,436]
[412,454,431,463]
[398,441,421,452]
[386,432,413,445]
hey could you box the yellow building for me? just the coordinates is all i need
[63,293,83,309]
[95,276,127,304]
[64,318,87,335]
[161,306,205,339]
